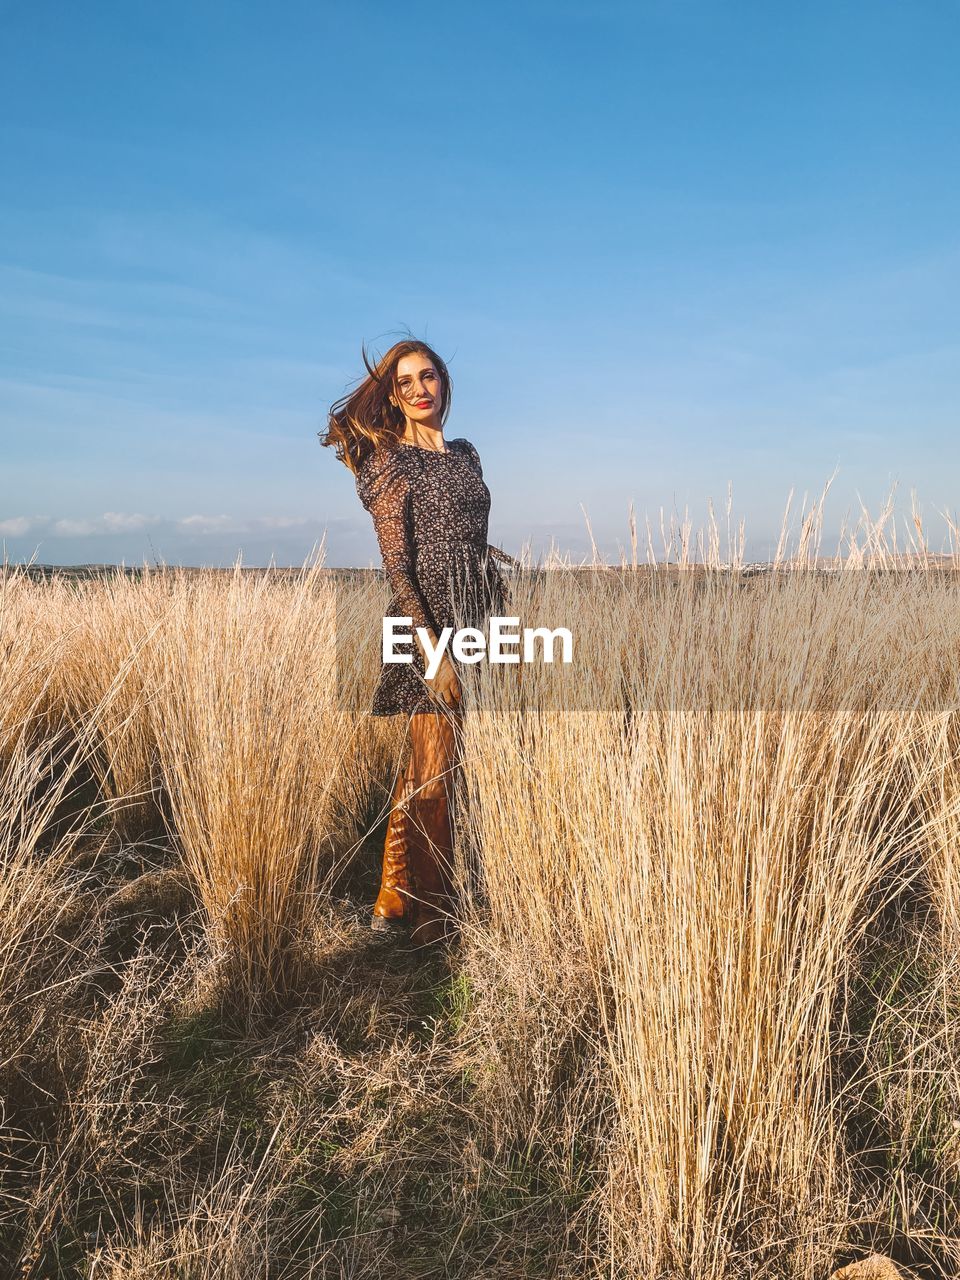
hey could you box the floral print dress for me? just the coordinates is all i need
[355,437,508,717]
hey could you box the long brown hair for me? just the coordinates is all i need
[319,338,453,475]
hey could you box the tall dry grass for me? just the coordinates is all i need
[455,491,960,1277]
[48,567,173,839]
[0,486,958,1275]
[144,558,391,1021]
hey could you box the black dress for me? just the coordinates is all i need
[355,437,508,717]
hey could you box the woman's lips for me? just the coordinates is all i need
[415,400,432,407]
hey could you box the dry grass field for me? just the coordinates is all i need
[2,497,959,1278]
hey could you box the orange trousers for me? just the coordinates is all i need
[372,705,463,944]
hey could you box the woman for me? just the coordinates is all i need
[321,338,512,945]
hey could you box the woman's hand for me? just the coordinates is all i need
[428,651,462,706]
[415,630,462,707]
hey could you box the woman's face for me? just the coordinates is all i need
[393,353,442,426]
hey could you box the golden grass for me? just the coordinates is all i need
[0,490,958,1276]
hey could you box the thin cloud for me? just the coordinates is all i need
[0,516,38,536]
[0,512,337,539]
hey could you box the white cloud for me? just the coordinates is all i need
[0,516,40,536]
[257,515,311,529]
[179,514,238,533]
[0,511,336,539]
[102,511,158,531]
[51,518,98,536]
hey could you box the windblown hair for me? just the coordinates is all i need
[319,338,453,475]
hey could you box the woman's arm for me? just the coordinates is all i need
[356,450,436,637]
[357,448,462,706]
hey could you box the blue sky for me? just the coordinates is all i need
[2,0,959,566]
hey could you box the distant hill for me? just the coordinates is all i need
[5,555,960,584]
[1,564,375,583]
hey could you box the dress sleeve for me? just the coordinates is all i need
[456,438,483,476]
[356,449,436,634]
